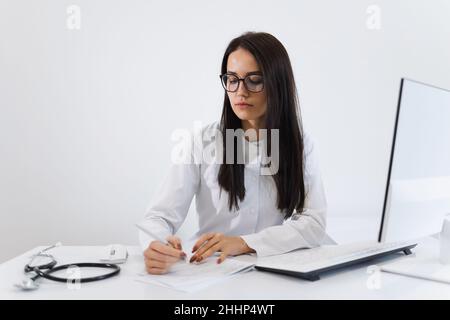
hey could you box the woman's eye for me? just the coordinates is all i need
[249,78,262,84]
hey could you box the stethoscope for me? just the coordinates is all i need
[16,242,121,290]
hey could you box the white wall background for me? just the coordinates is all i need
[1,0,450,263]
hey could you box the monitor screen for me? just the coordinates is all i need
[379,78,450,242]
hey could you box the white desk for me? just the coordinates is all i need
[1,237,450,299]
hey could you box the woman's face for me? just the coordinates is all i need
[226,48,267,125]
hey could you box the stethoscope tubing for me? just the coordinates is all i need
[25,262,120,283]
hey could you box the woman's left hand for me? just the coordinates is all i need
[190,233,255,264]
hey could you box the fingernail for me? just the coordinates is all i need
[189,256,196,263]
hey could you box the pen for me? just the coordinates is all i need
[167,241,187,262]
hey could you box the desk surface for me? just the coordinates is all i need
[1,237,450,299]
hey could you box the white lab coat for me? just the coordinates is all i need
[136,121,328,257]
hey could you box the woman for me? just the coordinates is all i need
[137,32,327,275]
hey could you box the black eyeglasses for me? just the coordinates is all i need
[220,73,264,93]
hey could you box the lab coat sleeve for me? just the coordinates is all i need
[136,130,201,252]
[241,133,327,257]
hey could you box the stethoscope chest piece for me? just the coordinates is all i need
[16,278,40,291]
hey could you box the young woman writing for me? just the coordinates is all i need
[137,32,327,275]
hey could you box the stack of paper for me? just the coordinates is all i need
[380,255,450,284]
[136,257,255,293]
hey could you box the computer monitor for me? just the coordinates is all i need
[379,78,450,242]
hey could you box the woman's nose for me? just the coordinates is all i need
[236,80,249,97]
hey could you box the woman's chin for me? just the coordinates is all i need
[234,110,258,121]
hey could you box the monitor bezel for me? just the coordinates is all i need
[378,78,450,242]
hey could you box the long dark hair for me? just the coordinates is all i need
[218,31,306,219]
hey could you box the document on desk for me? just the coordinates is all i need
[136,257,255,293]
[380,255,450,285]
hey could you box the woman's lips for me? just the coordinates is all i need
[235,102,253,109]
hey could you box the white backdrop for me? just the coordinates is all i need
[1,0,450,262]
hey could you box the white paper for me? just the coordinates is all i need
[136,256,255,293]
[380,254,450,285]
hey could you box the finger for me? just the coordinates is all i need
[144,247,175,262]
[193,235,222,259]
[150,241,185,258]
[145,258,168,273]
[145,258,170,270]
[197,242,222,262]
[190,236,222,263]
[192,232,218,252]
[144,248,180,264]
[145,266,167,275]
[217,251,229,264]
[167,235,183,250]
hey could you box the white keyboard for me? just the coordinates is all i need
[256,240,417,275]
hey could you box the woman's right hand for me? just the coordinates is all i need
[144,235,186,274]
